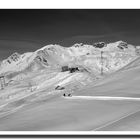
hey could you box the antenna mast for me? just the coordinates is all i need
[101,51,104,75]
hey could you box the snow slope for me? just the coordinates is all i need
[0,40,139,130]
[0,63,140,130]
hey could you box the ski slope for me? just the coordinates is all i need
[0,40,139,130]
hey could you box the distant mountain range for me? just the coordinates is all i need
[0,40,139,84]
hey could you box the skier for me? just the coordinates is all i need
[63,93,72,97]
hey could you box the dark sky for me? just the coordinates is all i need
[1,10,140,41]
[0,9,140,59]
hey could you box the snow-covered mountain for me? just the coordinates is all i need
[0,40,140,131]
[0,40,139,83]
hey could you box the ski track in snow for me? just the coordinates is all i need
[0,89,48,117]
[64,95,140,101]
[92,108,140,131]
[0,105,25,119]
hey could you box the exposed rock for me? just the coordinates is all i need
[55,85,65,90]
[93,42,106,48]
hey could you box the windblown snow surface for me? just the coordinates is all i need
[0,40,140,131]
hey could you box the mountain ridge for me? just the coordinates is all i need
[0,40,139,84]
